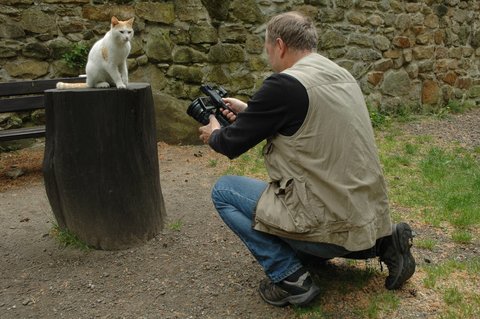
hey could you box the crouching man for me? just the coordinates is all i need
[199,11,415,307]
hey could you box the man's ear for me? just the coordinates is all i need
[276,38,287,58]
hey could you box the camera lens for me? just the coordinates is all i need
[187,99,211,125]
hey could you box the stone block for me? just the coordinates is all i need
[231,0,264,23]
[422,79,440,105]
[395,14,411,31]
[424,14,439,28]
[455,77,472,89]
[373,59,394,72]
[374,35,391,51]
[345,48,382,61]
[21,9,56,34]
[167,65,203,84]
[145,28,173,62]
[190,24,218,44]
[4,59,49,78]
[381,69,411,96]
[468,85,480,98]
[349,33,373,47]
[320,30,347,49]
[392,36,411,48]
[58,18,87,34]
[368,14,384,26]
[416,32,431,45]
[135,2,175,24]
[406,63,419,79]
[82,5,135,22]
[435,47,448,59]
[384,49,401,59]
[412,46,435,60]
[176,0,210,22]
[442,71,457,85]
[404,49,413,63]
[130,64,165,88]
[0,22,25,39]
[245,35,264,54]
[173,47,207,64]
[208,44,245,63]
[0,46,17,58]
[152,92,199,145]
[367,71,384,86]
[22,42,51,59]
[346,11,367,25]
[219,25,248,43]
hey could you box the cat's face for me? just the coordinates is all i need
[110,16,134,43]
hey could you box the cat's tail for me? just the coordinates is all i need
[56,82,88,89]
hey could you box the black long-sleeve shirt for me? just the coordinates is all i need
[209,73,309,159]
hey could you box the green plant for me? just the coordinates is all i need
[451,229,473,244]
[404,143,418,155]
[50,223,92,250]
[444,287,463,305]
[379,133,480,232]
[423,258,480,289]
[415,238,436,250]
[364,291,400,319]
[168,219,183,231]
[208,159,218,167]
[225,141,267,178]
[367,105,391,129]
[63,43,89,70]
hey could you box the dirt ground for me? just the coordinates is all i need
[0,108,479,319]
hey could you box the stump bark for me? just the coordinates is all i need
[43,83,165,250]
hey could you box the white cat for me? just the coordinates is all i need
[57,16,134,89]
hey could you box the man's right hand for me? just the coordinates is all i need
[222,98,247,123]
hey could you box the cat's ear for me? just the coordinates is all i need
[126,17,135,28]
[111,16,119,27]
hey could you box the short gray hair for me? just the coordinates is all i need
[266,12,318,51]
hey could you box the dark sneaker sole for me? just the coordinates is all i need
[259,283,321,307]
[385,223,416,290]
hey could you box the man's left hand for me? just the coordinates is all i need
[199,115,221,144]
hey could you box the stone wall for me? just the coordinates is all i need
[1,0,479,144]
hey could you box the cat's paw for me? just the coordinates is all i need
[116,83,127,89]
[96,82,110,88]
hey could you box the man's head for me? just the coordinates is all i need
[264,12,318,72]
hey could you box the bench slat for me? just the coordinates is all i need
[0,77,84,96]
[0,96,44,112]
[0,126,46,141]
[0,77,84,141]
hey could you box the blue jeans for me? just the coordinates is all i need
[211,175,355,283]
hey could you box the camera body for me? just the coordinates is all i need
[187,85,233,127]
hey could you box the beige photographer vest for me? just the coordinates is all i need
[253,53,392,251]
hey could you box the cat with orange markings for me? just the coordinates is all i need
[57,16,134,90]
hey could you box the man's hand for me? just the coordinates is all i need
[222,98,247,123]
[199,115,221,144]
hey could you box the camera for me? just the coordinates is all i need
[187,85,234,127]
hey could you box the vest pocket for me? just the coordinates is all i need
[277,178,325,233]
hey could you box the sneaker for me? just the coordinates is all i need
[258,271,320,307]
[380,222,416,290]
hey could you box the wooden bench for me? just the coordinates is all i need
[0,77,83,142]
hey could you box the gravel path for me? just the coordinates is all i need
[1,108,479,318]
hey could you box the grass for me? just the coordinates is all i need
[422,258,480,318]
[415,238,436,250]
[379,135,479,241]
[362,291,401,319]
[50,223,92,251]
[168,219,183,231]
[224,104,479,318]
[225,141,267,179]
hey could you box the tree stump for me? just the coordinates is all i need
[43,83,165,250]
